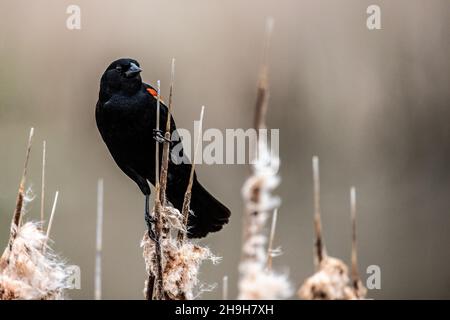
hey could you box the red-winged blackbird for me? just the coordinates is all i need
[96,58,230,238]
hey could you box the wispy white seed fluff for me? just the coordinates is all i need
[141,205,219,300]
[0,221,72,300]
[239,140,292,300]
[298,256,356,300]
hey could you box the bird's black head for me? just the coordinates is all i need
[99,58,143,101]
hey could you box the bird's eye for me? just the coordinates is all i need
[115,65,123,72]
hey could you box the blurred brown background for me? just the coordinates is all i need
[1,0,449,299]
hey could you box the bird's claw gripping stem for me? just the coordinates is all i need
[153,129,171,144]
[145,217,159,243]
[145,195,159,243]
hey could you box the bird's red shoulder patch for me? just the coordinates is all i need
[146,88,158,97]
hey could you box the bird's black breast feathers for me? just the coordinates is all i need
[96,84,168,182]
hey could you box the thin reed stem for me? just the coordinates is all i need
[177,106,205,243]
[159,59,175,205]
[40,140,46,229]
[152,196,164,300]
[350,186,362,291]
[222,276,228,300]
[266,208,278,270]
[8,128,34,254]
[155,80,161,186]
[253,17,274,134]
[312,156,326,267]
[43,191,59,252]
[95,179,104,300]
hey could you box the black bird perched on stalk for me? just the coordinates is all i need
[95,58,230,238]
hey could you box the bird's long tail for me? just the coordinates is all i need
[188,179,231,238]
[168,177,230,238]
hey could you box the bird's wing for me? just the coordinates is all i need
[143,83,159,99]
[142,82,177,131]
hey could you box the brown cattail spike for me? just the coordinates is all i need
[254,17,274,134]
[312,156,326,267]
[10,128,34,248]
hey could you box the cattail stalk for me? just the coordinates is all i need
[177,106,205,243]
[150,79,164,300]
[159,58,175,205]
[145,80,162,300]
[155,80,161,186]
[222,275,228,300]
[238,18,291,300]
[253,17,273,134]
[8,128,34,252]
[266,209,278,270]
[350,187,358,286]
[142,62,217,301]
[242,17,274,247]
[40,140,46,228]
[298,166,357,300]
[312,156,326,267]
[43,191,59,252]
[349,186,367,298]
[152,198,164,300]
[95,179,104,300]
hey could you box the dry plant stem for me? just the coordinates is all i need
[159,59,175,205]
[222,276,228,300]
[242,18,274,248]
[95,179,104,300]
[177,106,205,243]
[350,186,367,299]
[239,19,292,300]
[350,187,358,285]
[155,80,161,186]
[253,18,273,134]
[9,128,34,252]
[43,191,59,253]
[1,221,71,300]
[145,277,154,300]
[152,195,164,300]
[40,140,46,229]
[266,209,278,270]
[312,156,326,267]
[147,80,164,300]
[150,63,177,298]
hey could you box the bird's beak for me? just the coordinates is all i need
[125,62,142,78]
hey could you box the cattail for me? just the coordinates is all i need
[238,140,291,299]
[298,256,355,300]
[141,204,219,300]
[298,157,355,300]
[142,233,219,300]
[0,221,71,300]
[142,62,219,300]
[0,130,71,300]
[146,79,165,300]
[238,18,292,300]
